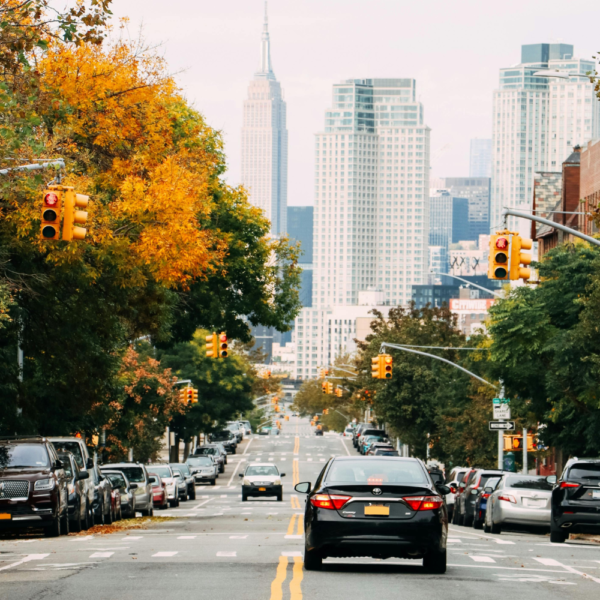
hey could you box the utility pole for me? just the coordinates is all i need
[523,427,528,474]
[497,384,505,470]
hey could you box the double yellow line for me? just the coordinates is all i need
[286,513,304,535]
[293,435,300,455]
[290,495,302,509]
[292,458,299,486]
[270,555,304,600]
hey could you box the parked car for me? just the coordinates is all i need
[90,465,113,525]
[455,468,504,527]
[172,469,188,500]
[102,462,154,516]
[294,456,450,573]
[451,468,477,525]
[485,474,554,534]
[361,435,389,455]
[445,467,469,521]
[352,423,369,448]
[102,470,137,518]
[49,436,95,528]
[209,430,237,453]
[170,463,196,499]
[373,448,400,457]
[57,451,90,532]
[147,464,179,507]
[550,458,600,543]
[258,427,271,436]
[148,474,168,510]
[343,426,355,438]
[194,445,225,473]
[0,436,70,536]
[187,455,217,485]
[357,429,387,454]
[240,463,285,501]
[315,426,323,436]
[109,480,122,522]
[270,428,280,436]
[239,420,253,436]
[473,476,502,529]
[226,421,243,442]
[212,442,229,466]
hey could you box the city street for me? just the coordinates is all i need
[1,417,599,599]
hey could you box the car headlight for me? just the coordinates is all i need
[243,478,251,486]
[273,480,281,486]
[35,478,54,491]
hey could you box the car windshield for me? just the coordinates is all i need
[51,441,84,468]
[212,432,233,441]
[173,470,183,478]
[246,466,279,477]
[485,477,501,490]
[569,464,600,480]
[106,473,126,488]
[0,444,50,469]
[327,460,427,484]
[148,466,172,478]
[187,457,213,466]
[505,476,553,490]
[456,471,466,484]
[59,457,73,477]
[148,476,159,485]
[115,467,145,483]
[171,464,190,475]
[196,447,218,455]
[480,473,502,487]
[376,451,399,456]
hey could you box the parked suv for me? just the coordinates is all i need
[194,445,225,473]
[0,436,69,536]
[551,458,600,543]
[209,431,237,454]
[102,462,153,516]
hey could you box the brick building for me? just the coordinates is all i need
[579,139,600,236]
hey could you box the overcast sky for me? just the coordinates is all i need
[111,0,599,206]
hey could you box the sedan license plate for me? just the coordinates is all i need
[258,487,267,491]
[523,498,545,508]
[593,490,600,499]
[364,505,389,516]
[0,513,11,520]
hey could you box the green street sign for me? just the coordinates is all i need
[493,398,510,405]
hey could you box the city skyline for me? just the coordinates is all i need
[112,0,600,207]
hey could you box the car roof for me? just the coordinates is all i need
[246,463,279,468]
[0,436,48,444]
[47,436,84,441]
[103,462,145,467]
[331,456,421,462]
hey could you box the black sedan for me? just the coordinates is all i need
[294,456,449,572]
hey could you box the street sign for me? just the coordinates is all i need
[493,397,510,405]
[493,404,511,419]
[489,421,515,431]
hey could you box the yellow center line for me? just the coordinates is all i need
[296,515,304,535]
[293,458,299,485]
[286,514,297,536]
[289,556,304,600]
[269,555,289,600]
[293,436,300,454]
[290,495,301,509]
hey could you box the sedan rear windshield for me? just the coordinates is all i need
[212,432,233,441]
[115,467,145,483]
[505,476,553,491]
[0,444,50,469]
[196,447,218,455]
[106,473,126,488]
[362,429,385,437]
[171,464,190,476]
[569,464,600,481]
[148,466,172,478]
[187,457,213,466]
[327,460,427,484]
[52,441,84,468]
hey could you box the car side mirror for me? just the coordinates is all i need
[239,473,244,478]
[280,473,286,477]
[86,458,94,469]
[470,488,478,495]
[130,483,138,489]
[436,484,451,496]
[78,471,90,480]
[546,475,557,485]
[484,486,494,493]
[295,482,311,494]
[54,459,63,469]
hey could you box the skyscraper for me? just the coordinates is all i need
[491,43,600,232]
[288,206,313,308]
[469,139,492,177]
[428,190,469,248]
[241,4,288,236]
[312,78,430,308]
[443,177,491,240]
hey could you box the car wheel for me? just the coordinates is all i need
[220,465,224,474]
[149,503,154,517]
[242,493,247,502]
[60,508,69,535]
[170,499,179,508]
[303,546,323,571]
[423,549,447,574]
[71,502,83,533]
[95,502,104,525]
[277,493,283,502]
[45,514,61,538]
[463,514,473,527]
[473,518,483,530]
[490,521,502,534]
[83,502,92,529]
[455,511,464,526]
[105,502,113,525]
[190,487,196,500]
[483,520,491,533]
[211,480,216,486]
[118,506,123,521]
[550,527,566,543]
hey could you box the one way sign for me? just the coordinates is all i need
[489,421,515,431]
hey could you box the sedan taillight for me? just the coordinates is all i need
[403,496,444,511]
[498,494,516,504]
[310,494,352,510]
[560,481,580,489]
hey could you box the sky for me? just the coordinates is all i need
[111,0,600,206]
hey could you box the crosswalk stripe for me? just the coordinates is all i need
[470,556,496,563]
[152,552,178,557]
[89,552,114,559]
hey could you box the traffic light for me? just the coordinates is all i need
[205,333,218,358]
[178,388,187,404]
[382,354,393,379]
[371,356,380,379]
[325,382,333,395]
[219,332,228,357]
[322,382,328,395]
[186,388,194,405]
[323,409,329,415]
[41,188,62,240]
[62,188,89,241]
[335,388,342,397]
[488,234,510,280]
[192,389,198,404]
[510,234,533,281]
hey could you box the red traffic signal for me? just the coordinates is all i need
[495,237,508,250]
[41,190,62,240]
[219,332,228,358]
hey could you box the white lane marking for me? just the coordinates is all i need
[89,552,114,559]
[534,558,600,584]
[217,551,237,557]
[447,538,461,543]
[243,438,254,455]
[0,554,50,572]
[152,552,178,557]
[470,556,496,563]
[268,512,279,515]
[227,459,243,486]
[340,437,351,456]
[69,536,94,542]
[177,536,196,539]
[496,539,515,545]
[122,536,143,540]
[319,459,325,462]
[230,535,247,539]
[220,495,228,498]
[285,535,303,539]
[193,499,211,509]
[307,459,313,462]
[282,551,302,557]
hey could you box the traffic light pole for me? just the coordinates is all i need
[502,208,600,247]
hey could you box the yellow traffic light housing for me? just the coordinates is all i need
[335,388,342,397]
[41,188,62,240]
[205,333,218,358]
[178,388,186,404]
[382,354,393,379]
[488,234,510,280]
[192,389,198,404]
[62,188,89,241]
[325,382,333,395]
[321,382,328,395]
[219,332,228,358]
[510,235,533,281]
[371,356,380,379]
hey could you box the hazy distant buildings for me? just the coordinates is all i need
[288,206,313,308]
[241,6,288,236]
[443,177,491,240]
[469,139,492,177]
[491,43,600,231]
[429,190,468,248]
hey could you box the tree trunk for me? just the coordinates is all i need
[182,440,190,462]
[169,435,180,463]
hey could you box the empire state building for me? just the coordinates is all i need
[241,3,288,236]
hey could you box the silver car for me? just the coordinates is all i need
[147,464,179,507]
[485,474,554,533]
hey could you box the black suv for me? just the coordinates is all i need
[208,431,237,454]
[0,436,69,536]
[551,458,600,543]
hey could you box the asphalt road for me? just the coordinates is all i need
[1,416,600,599]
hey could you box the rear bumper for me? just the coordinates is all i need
[498,504,550,525]
[554,509,600,533]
